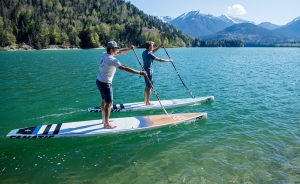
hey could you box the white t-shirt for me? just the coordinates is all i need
[97,52,122,83]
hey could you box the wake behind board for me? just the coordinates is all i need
[89,96,214,112]
[7,112,207,139]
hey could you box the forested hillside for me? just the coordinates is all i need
[0,0,198,49]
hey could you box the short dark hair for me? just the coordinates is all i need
[145,41,154,49]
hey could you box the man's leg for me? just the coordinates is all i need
[101,100,106,123]
[144,86,153,105]
[144,75,154,105]
[102,100,116,129]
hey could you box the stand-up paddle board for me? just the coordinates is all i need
[7,112,207,139]
[88,96,214,112]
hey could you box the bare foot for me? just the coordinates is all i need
[104,123,117,129]
[145,101,154,106]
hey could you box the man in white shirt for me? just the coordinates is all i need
[96,41,147,129]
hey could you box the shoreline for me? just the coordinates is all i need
[1,44,300,51]
[0,44,105,51]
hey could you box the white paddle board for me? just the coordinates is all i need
[6,112,207,139]
[88,96,214,112]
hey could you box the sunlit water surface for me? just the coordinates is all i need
[0,48,299,183]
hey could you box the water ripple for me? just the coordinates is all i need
[0,48,300,183]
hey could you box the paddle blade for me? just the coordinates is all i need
[188,90,195,99]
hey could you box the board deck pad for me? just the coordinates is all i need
[89,96,214,112]
[7,112,207,139]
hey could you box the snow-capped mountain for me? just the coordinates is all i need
[167,10,257,38]
[286,16,300,26]
[274,17,300,41]
[176,10,211,19]
[218,14,254,25]
[169,10,231,37]
[160,10,299,41]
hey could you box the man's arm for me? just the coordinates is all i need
[118,65,147,76]
[115,45,134,56]
[154,58,173,62]
[152,44,164,53]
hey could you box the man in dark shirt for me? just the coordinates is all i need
[142,41,173,105]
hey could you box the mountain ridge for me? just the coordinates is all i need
[201,23,294,43]
[274,18,300,40]
[258,22,282,30]
[169,10,231,37]
[160,10,300,42]
[218,14,254,25]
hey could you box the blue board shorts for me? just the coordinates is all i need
[96,80,113,103]
[144,75,153,88]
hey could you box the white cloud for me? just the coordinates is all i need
[226,4,247,15]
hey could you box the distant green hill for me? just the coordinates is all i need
[0,0,196,49]
[201,23,294,43]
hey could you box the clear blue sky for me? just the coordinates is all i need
[125,0,300,25]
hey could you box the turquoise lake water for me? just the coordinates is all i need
[0,48,299,183]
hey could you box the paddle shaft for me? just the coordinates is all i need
[162,46,195,99]
[132,49,170,117]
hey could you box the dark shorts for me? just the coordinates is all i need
[96,80,113,103]
[144,75,153,88]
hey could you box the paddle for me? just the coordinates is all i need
[162,45,195,99]
[132,48,170,117]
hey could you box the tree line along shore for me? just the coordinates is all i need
[1,0,299,51]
